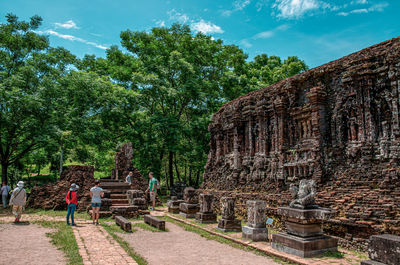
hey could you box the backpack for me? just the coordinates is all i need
[156,179,160,189]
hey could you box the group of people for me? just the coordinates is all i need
[1,171,158,225]
[1,181,27,223]
[65,172,158,225]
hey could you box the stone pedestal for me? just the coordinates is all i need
[242,200,268,241]
[127,190,147,210]
[361,234,400,265]
[271,207,338,258]
[196,194,216,223]
[179,187,199,218]
[167,196,184,214]
[217,197,241,232]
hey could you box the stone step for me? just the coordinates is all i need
[101,183,131,189]
[102,189,129,194]
[111,204,131,207]
[100,179,122,182]
[110,194,127,199]
[111,199,129,204]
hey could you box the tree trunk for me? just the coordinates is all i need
[195,169,201,187]
[37,164,41,176]
[59,144,63,176]
[188,167,192,187]
[174,154,181,182]
[168,151,174,187]
[1,162,8,185]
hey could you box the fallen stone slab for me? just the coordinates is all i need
[144,214,166,231]
[361,234,400,265]
[115,215,132,232]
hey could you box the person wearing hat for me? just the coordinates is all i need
[9,181,27,223]
[65,183,79,226]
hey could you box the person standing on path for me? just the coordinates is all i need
[126,171,133,185]
[1,182,11,208]
[90,180,104,225]
[9,181,26,223]
[65,183,79,226]
[145,172,157,211]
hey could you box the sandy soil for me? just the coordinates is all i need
[0,223,67,265]
[120,221,278,265]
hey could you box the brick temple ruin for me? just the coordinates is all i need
[202,37,400,249]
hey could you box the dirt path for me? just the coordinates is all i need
[119,221,279,265]
[0,223,67,265]
[73,224,137,265]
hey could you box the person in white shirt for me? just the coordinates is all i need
[126,171,133,185]
[90,180,104,225]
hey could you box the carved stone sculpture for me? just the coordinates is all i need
[179,187,199,218]
[289,179,317,209]
[217,197,241,232]
[195,194,217,223]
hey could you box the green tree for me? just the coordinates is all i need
[0,14,77,184]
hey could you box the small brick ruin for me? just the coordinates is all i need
[202,37,400,249]
[28,165,95,211]
[112,142,147,190]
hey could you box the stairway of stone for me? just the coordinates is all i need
[89,179,133,218]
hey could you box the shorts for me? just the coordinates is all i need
[91,203,101,208]
[150,192,156,201]
[12,205,24,216]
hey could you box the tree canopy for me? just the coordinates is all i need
[0,14,308,187]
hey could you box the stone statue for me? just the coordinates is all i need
[289,179,317,209]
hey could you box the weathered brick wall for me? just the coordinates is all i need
[202,36,400,250]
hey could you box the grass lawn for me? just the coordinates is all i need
[36,220,83,265]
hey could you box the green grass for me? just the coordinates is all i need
[162,216,294,265]
[102,222,148,265]
[36,220,83,265]
[321,250,345,259]
[25,208,90,220]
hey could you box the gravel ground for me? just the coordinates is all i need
[120,221,279,265]
[0,223,67,265]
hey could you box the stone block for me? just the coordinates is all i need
[115,215,132,232]
[133,198,146,205]
[179,203,199,214]
[199,194,214,213]
[360,261,386,265]
[168,206,180,214]
[180,212,196,218]
[195,212,217,223]
[277,207,335,223]
[285,221,322,237]
[167,199,184,208]
[184,187,198,204]
[246,200,266,228]
[242,226,268,241]
[217,218,242,232]
[367,234,400,265]
[144,214,165,230]
[272,233,338,258]
[221,197,236,220]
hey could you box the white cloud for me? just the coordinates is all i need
[254,30,275,39]
[36,30,107,50]
[191,20,224,34]
[156,20,166,27]
[167,9,189,23]
[222,0,251,17]
[253,23,289,39]
[240,39,253,48]
[54,20,79,29]
[338,2,388,16]
[273,0,320,19]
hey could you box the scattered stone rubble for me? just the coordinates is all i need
[202,37,400,248]
[28,165,95,211]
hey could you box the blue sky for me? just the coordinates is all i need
[1,0,398,67]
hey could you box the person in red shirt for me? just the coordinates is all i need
[65,183,79,226]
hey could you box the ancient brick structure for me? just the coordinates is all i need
[28,165,95,211]
[202,37,400,248]
[112,143,147,191]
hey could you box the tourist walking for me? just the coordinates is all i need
[1,182,11,208]
[9,181,26,223]
[90,180,104,225]
[145,172,157,211]
[126,171,133,185]
[65,183,79,226]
